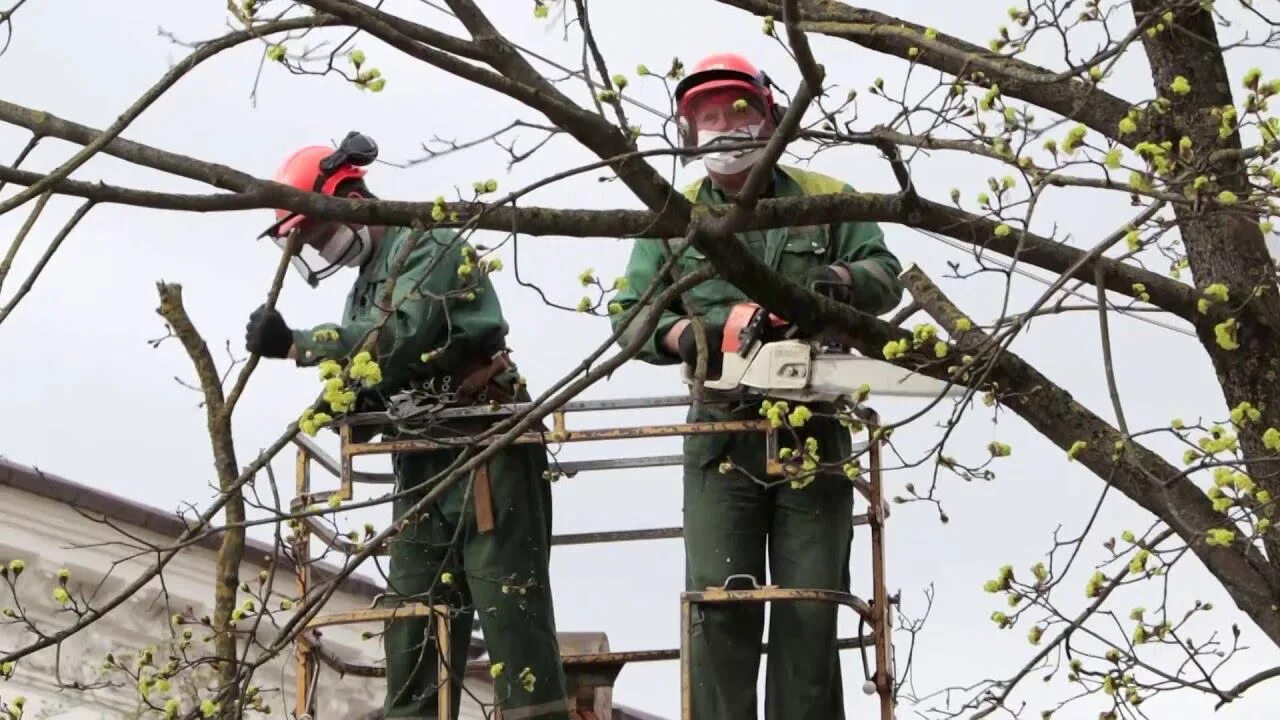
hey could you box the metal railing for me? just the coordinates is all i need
[288,394,896,720]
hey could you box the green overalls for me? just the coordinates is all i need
[293,227,570,720]
[610,166,904,719]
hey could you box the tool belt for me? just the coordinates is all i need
[450,349,517,407]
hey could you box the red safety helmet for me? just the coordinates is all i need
[257,131,379,286]
[675,52,778,118]
[673,53,785,160]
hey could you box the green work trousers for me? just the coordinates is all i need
[684,409,855,720]
[381,438,569,720]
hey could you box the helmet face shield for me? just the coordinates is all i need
[259,130,382,286]
[270,234,336,289]
[674,58,785,167]
[261,219,345,288]
[677,88,772,168]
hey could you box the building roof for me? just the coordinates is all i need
[0,457,670,720]
[0,456,384,597]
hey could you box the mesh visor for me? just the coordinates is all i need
[267,221,345,288]
[677,94,768,164]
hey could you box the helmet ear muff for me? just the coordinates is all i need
[677,116,697,166]
[314,131,380,192]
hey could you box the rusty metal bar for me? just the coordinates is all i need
[303,604,453,720]
[552,527,681,546]
[294,448,315,719]
[684,586,873,621]
[549,454,684,475]
[437,609,451,720]
[464,632,874,675]
[339,424,354,499]
[345,393,753,427]
[305,603,445,629]
[292,432,396,483]
[314,633,879,687]
[680,594,693,720]
[867,412,895,720]
[679,588,881,720]
[342,419,775,456]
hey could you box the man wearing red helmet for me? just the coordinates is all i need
[610,55,905,719]
[245,132,570,720]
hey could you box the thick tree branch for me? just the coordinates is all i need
[155,283,244,703]
[0,156,1193,318]
[0,15,337,218]
[296,0,685,219]
[0,98,262,192]
[716,0,1145,147]
[899,265,1280,646]
[1131,0,1280,566]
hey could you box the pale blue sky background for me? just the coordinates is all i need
[2,1,1279,718]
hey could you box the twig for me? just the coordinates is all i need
[969,528,1177,718]
[0,190,51,294]
[783,0,823,95]
[223,231,299,417]
[0,131,39,194]
[0,200,94,327]
[1095,258,1130,437]
[0,16,338,218]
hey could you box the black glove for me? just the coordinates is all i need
[245,304,293,359]
[805,264,853,305]
[676,322,725,380]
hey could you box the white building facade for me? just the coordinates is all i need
[0,460,661,720]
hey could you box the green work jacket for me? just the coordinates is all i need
[610,164,904,364]
[291,226,510,400]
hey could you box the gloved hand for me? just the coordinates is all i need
[805,264,853,305]
[245,304,293,359]
[677,322,725,380]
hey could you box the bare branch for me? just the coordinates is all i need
[715,0,1145,146]
[0,190,50,294]
[0,15,340,219]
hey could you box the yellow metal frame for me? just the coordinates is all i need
[289,399,896,720]
[293,446,455,720]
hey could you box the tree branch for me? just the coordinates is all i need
[898,265,1280,647]
[0,151,1193,318]
[0,15,337,218]
[715,0,1145,146]
[155,283,245,704]
[783,0,824,97]
[295,0,685,217]
[0,200,94,327]
[0,190,50,294]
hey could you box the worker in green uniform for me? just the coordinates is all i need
[244,132,570,720]
[609,55,905,720]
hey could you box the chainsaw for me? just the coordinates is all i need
[679,302,962,404]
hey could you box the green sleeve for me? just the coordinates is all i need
[291,230,507,395]
[609,237,685,366]
[830,193,904,315]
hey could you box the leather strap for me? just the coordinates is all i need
[473,461,495,534]
[454,350,515,406]
[454,350,516,535]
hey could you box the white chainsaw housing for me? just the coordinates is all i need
[680,339,962,403]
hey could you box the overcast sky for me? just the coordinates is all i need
[3,1,1279,718]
